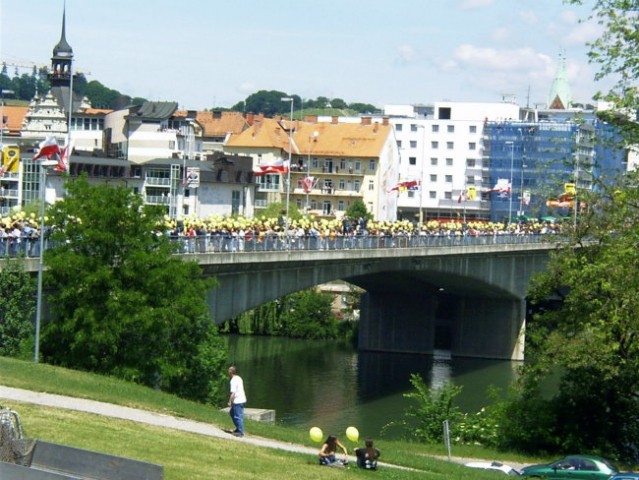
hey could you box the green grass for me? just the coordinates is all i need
[0,356,544,479]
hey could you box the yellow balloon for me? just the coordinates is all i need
[309,426,323,443]
[346,426,359,442]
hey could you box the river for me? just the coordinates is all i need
[224,335,521,440]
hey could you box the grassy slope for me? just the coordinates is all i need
[0,356,539,480]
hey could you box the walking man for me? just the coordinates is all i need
[227,365,247,437]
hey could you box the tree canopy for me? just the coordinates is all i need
[41,176,227,404]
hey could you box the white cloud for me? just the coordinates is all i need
[453,44,552,71]
[396,44,416,64]
[563,20,603,46]
[459,0,495,10]
[491,27,510,42]
[238,82,257,94]
[518,10,539,25]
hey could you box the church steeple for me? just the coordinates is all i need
[548,52,572,109]
[49,5,73,89]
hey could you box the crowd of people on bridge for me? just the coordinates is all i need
[1,209,566,257]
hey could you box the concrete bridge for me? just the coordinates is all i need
[14,235,556,361]
[192,237,555,361]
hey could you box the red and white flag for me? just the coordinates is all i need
[253,158,289,176]
[55,140,73,172]
[32,136,61,161]
[300,176,317,193]
[489,179,511,197]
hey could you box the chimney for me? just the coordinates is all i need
[305,115,318,123]
[246,112,255,125]
[361,116,372,125]
[382,116,389,126]
[213,110,222,119]
[331,115,339,124]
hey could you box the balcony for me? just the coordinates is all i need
[145,177,171,186]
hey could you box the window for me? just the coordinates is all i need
[469,142,476,150]
[429,191,436,199]
[231,190,240,215]
[396,140,402,148]
[445,175,452,183]
[444,191,452,200]
[447,125,454,133]
[410,140,417,148]
[430,174,437,182]
[431,141,439,149]
[466,175,475,184]
[396,124,403,131]
[407,190,415,198]
[312,158,319,169]
[369,160,375,172]
[354,161,361,172]
[339,179,345,189]
[446,158,453,166]
[409,157,417,166]
[368,180,374,191]
[446,141,454,149]
[338,200,345,211]
[410,124,418,132]
[469,125,477,133]
[354,180,361,191]
[466,158,476,167]
[430,157,438,166]
[340,159,347,170]
[438,107,451,120]
[432,124,439,133]
[169,140,175,149]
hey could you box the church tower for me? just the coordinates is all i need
[48,6,76,116]
[548,52,572,110]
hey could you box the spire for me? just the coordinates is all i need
[53,4,73,58]
[548,52,571,109]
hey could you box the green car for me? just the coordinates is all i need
[520,455,617,480]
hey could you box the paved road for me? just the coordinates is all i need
[0,385,526,472]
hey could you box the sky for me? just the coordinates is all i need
[0,0,614,112]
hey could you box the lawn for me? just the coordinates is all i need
[0,356,540,479]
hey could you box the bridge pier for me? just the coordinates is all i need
[451,296,525,360]
[359,291,525,361]
[358,292,437,354]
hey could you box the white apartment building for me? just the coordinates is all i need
[387,101,521,222]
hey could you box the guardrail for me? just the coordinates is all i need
[0,232,555,259]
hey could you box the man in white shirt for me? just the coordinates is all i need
[227,365,247,436]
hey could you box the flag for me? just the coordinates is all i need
[564,183,576,195]
[489,179,511,197]
[0,146,19,176]
[457,189,466,203]
[467,186,477,200]
[253,158,289,176]
[389,180,420,192]
[299,176,318,193]
[32,136,60,161]
[55,140,73,173]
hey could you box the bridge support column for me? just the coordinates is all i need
[451,296,525,360]
[358,291,436,354]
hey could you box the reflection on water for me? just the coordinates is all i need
[224,335,520,439]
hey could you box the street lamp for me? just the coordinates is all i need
[34,159,58,363]
[306,131,319,213]
[505,141,514,224]
[519,160,527,217]
[281,97,293,250]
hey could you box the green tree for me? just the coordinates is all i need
[515,168,639,461]
[232,90,301,117]
[278,289,339,339]
[0,259,35,359]
[42,176,228,404]
[345,199,372,221]
[384,375,463,443]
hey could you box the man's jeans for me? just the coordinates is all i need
[230,403,245,434]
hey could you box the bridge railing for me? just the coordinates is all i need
[0,232,555,259]
[170,232,553,254]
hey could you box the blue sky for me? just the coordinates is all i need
[0,0,612,111]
